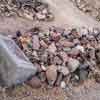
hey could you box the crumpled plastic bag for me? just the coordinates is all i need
[0,35,37,86]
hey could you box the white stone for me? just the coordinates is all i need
[60,81,66,89]
[68,58,80,72]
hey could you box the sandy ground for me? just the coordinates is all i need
[0,0,100,100]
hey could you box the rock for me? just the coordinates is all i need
[46,65,57,86]
[26,76,42,88]
[80,27,89,36]
[50,31,61,42]
[63,47,71,52]
[60,81,66,89]
[68,58,80,72]
[58,66,70,76]
[73,39,80,45]
[40,51,48,63]
[33,63,42,72]
[68,48,80,56]
[32,35,40,50]
[79,69,89,82]
[60,40,74,47]
[41,63,47,71]
[53,56,63,65]
[48,42,57,54]
[59,51,69,63]
[94,72,100,83]
[55,73,63,86]
[75,45,85,53]
[38,72,46,82]
[40,40,48,48]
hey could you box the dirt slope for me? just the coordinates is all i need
[44,0,100,28]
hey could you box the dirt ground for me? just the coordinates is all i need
[0,0,100,100]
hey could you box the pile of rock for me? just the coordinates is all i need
[0,0,54,21]
[71,0,100,21]
[12,26,100,89]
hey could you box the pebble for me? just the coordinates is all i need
[48,42,57,54]
[59,51,69,63]
[50,31,61,42]
[75,45,85,53]
[40,40,48,48]
[26,76,42,88]
[60,81,66,89]
[60,40,74,47]
[46,65,57,86]
[68,58,80,72]
[58,66,70,76]
[32,35,40,50]
[53,56,63,65]
[55,73,63,86]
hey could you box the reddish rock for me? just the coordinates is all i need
[26,76,42,88]
[40,40,48,48]
[32,35,40,50]
[60,40,74,47]
[46,65,57,86]
[51,31,61,42]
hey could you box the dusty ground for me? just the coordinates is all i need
[0,0,100,100]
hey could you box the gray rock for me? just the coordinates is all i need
[0,35,37,86]
[68,58,80,72]
[58,66,70,76]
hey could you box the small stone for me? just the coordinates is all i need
[60,81,66,89]
[40,40,48,48]
[26,76,41,88]
[94,72,100,83]
[38,72,46,82]
[32,35,40,50]
[53,56,63,65]
[46,65,57,86]
[80,27,89,36]
[79,69,89,82]
[75,45,85,53]
[40,51,48,63]
[41,63,47,71]
[48,42,57,54]
[55,73,63,86]
[50,31,61,42]
[73,39,80,45]
[63,47,71,52]
[68,48,80,56]
[68,58,80,72]
[58,66,70,76]
[33,63,42,72]
[59,51,68,62]
[60,40,74,47]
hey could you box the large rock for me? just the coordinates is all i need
[0,35,37,86]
